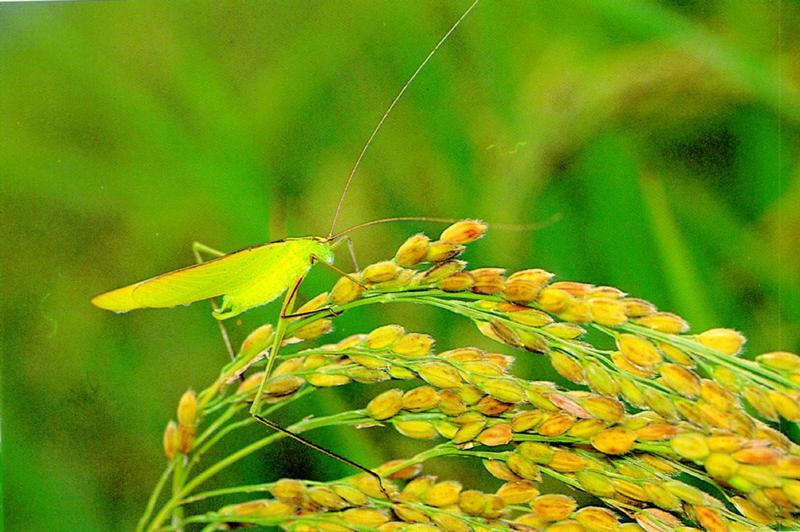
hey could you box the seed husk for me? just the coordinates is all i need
[633,312,690,334]
[394,333,435,357]
[440,219,487,244]
[617,334,662,368]
[559,299,592,323]
[576,470,617,497]
[342,508,390,527]
[265,374,305,396]
[582,396,625,423]
[272,478,307,502]
[693,506,727,532]
[417,362,462,388]
[696,328,746,356]
[470,268,506,295]
[458,489,488,516]
[395,233,431,267]
[331,484,369,506]
[742,386,778,421]
[569,419,607,439]
[163,420,179,460]
[591,428,637,455]
[483,459,521,481]
[549,450,588,473]
[452,420,487,444]
[671,432,709,462]
[330,275,363,305]
[423,480,463,507]
[622,298,657,318]
[588,297,628,326]
[532,494,577,521]
[574,506,620,532]
[585,362,620,396]
[240,324,274,357]
[704,453,739,481]
[421,259,467,282]
[767,390,800,421]
[658,364,700,398]
[439,272,474,292]
[537,287,573,313]
[432,512,470,532]
[537,412,576,436]
[391,503,430,524]
[497,480,539,504]
[177,389,197,428]
[307,373,351,387]
[756,351,800,372]
[663,480,706,505]
[367,325,406,349]
[549,351,586,384]
[506,453,542,480]
[476,395,514,416]
[308,486,347,509]
[733,446,780,466]
[477,423,513,446]
[438,390,467,416]
[393,420,438,440]
[293,319,333,340]
[643,483,682,511]
[512,410,545,433]
[402,386,441,412]
[367,389,404,420]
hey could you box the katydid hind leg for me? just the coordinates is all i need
[251,415,391,498]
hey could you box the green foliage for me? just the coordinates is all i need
[1,1,798,529]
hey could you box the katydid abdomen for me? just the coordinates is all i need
[91,237,335,320]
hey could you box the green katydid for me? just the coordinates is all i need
[92,0,481,490]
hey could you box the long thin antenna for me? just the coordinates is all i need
[328,0,481,239]
[330,213,563,242]
[330,216,462,241]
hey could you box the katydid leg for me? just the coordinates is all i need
[248,272,390,497]
[192,241,235,362]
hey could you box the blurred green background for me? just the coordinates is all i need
[2,0,799,529]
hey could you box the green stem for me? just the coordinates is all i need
[136,460,176,532]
